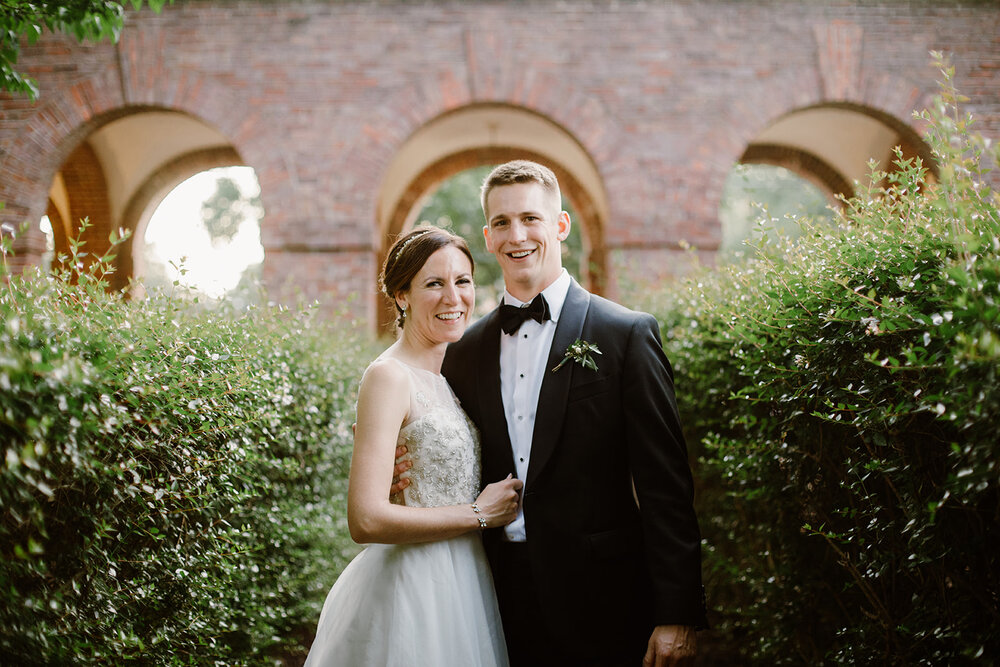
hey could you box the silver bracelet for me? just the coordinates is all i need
[471,503,487,530]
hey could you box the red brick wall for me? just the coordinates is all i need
[1,1,998,321]
[58,141,118,283]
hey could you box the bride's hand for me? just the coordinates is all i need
[473,475,523,528]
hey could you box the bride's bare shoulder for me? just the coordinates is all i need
[360,356,409,392]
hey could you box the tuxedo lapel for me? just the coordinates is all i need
[475,307,516,475]
[526,282,591,487]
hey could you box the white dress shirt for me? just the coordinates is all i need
[498,269,572,542]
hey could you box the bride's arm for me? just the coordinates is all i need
[347,361,521,545]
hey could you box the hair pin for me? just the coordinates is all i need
[396,229,433,256]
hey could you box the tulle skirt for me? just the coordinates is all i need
[303,532,508,667]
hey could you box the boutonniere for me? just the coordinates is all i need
[552,338,602,372]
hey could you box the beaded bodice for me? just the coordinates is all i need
[379,357,481,508]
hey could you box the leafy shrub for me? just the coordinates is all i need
[646,60,1000,664]
[1,230,375,664]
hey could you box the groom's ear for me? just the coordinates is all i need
[482,224,494,253]
[556,211,571,241]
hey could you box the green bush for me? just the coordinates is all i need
[1,232,374,664]
[647,60,1000,664]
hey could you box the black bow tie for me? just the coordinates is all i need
[499,294,551,335]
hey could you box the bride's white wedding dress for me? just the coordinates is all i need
[303,358,508,666]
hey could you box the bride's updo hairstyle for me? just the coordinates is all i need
[380,225,475,329]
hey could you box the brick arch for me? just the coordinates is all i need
[706,49,938,249]
[386,148,605,250]
[747,28,930,144]
[738,102,937,205]
[354,59,622,190]
[818,100,938,184]
[0,52,254,270]
[715,46,933,176]
[739,144,853,202]
[7,99,248,280]
[44,200,65,261]
[45,116,243,292]
[51,140,117,284]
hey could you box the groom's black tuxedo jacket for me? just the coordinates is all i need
[442,281,707,657]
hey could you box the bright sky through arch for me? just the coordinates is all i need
[143,166,264,297]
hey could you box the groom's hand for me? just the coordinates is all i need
[389,445,412,497]
[642,624,696,667]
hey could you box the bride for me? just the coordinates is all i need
[303,226,521,667]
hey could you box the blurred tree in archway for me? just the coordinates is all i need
[201,176,263,245]
[719,163,837,256]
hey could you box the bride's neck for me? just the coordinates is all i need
[390,335,446,374]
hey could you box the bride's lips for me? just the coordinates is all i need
[435,311,464,321]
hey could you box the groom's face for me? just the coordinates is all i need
[483,181,570,302]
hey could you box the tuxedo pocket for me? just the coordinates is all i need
[566,376,611,403]
[586,526,642,560]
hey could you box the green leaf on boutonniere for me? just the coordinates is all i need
[552,338,602,372]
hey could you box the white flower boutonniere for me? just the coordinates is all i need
[552,338,602,372]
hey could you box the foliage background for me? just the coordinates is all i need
[634,63,1000,664]
[0,235,374,664]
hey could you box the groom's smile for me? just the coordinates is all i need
[507,247,537,260]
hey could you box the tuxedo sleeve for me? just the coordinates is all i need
[623,312,708,628]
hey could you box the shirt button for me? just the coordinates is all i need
[517,415,523,421]
[523,334,528,339]
[519,373,524,378]
[519,457,525,462]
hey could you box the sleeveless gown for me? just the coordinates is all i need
[303,358,509,666]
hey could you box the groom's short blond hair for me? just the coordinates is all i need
[480,160,562,219]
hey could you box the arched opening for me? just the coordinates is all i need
[741,103,936,198]
[719,164,837,256]
[42,108,255,293]
[140,166,264,301]
[722,103,936,253]
[375,104,609,334]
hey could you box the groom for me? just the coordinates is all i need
[441,160,707,665]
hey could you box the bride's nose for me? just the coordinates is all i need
[441,283,460,304]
